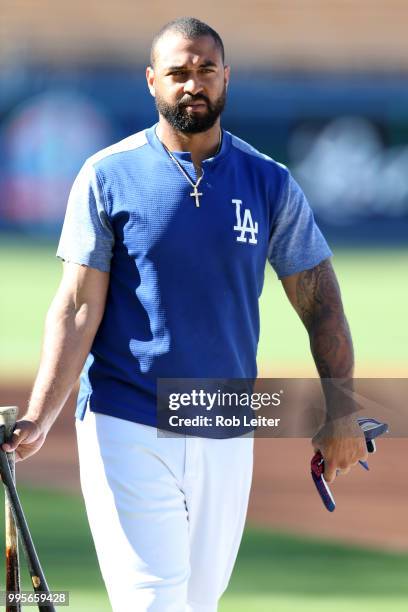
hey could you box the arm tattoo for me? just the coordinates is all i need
[296,259,354,379]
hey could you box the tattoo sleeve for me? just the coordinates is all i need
[295,259,354,380]
[294,259,356,422]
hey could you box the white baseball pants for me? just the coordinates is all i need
[75,409,254,612]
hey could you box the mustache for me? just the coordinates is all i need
[178,94,210,107]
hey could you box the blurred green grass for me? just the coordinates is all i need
[0,242,407,379]
[0,487,407,612]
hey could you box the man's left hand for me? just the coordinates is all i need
[312,417,368,483]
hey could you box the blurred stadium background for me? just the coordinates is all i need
[0,2,407,611]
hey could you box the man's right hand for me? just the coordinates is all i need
[1,420,47,462]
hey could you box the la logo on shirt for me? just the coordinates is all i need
[232,199,258,245]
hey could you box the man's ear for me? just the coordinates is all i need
[224,65,231,89]
[146,66,156,97]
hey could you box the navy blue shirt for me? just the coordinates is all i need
[57,124,332,425]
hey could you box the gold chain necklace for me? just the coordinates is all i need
[161,130,222,208]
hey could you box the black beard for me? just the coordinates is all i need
[155,88,226,134]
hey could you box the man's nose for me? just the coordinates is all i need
[183,75,203,96]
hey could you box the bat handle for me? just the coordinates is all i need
[5,449,21,612]
[0,407,22,612]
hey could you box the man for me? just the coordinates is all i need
[3,17,367,612]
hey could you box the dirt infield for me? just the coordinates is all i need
[1,384,407,551]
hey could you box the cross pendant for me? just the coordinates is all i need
[190,187,203,208]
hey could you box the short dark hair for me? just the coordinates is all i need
[150,17,225,66]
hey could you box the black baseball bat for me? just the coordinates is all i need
[0,426,56,612]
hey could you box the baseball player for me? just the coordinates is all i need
[3,17,367,612]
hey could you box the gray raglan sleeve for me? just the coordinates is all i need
[267,170,332,279]
[56,161,114,272]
